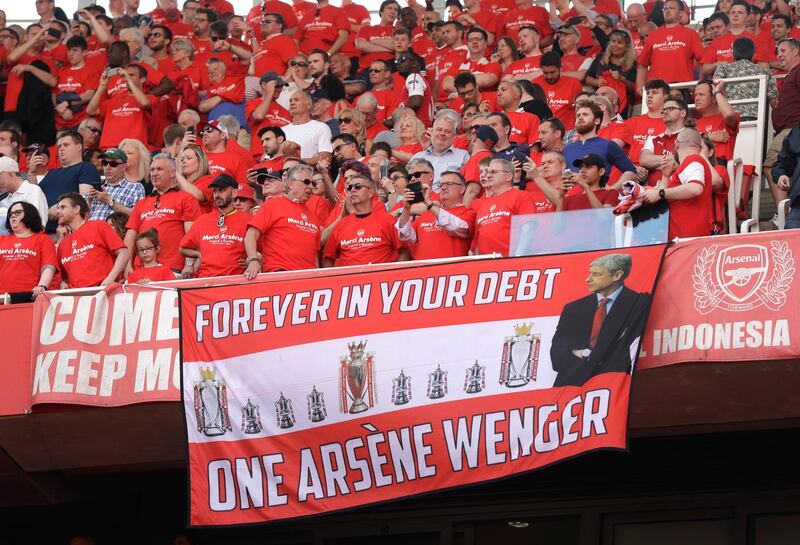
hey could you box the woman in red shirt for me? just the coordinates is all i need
[392,116,426,165]
[0,202,57,297]
[177,144,215,213]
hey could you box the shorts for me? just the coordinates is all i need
[764,127,791,169]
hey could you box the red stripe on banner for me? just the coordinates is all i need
[181,247,665,364]
[187,373,630,526]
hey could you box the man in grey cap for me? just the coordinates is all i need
[555,25,589,81]
[0,156,48,234]
[247,72,291,159]
[88,148,145,220]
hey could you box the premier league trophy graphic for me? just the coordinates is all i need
[240,398,263,435]
[427,365,448,399]
[193,367,232,437]
[307,385,327,423]
[275,392,296,429]
[339,340,376,414]
[391,370,412,405]
[464,360,486,394]
[499,323,541,388]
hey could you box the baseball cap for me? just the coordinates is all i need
[259,71,287,87]
[98,148,128,163]
[311,88,331,102]
[236,183,257,202]
[556,25,580,38]
[572,153,606,169]
[202,120,229,138]
[209,174,238,189]
[475,125,499,148]
[0,156,20,174]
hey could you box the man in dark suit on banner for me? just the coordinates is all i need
[551,253,651,387]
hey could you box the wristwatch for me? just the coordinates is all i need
[658,189,666,201]
[108,198,115,209]
[580,348,591,359]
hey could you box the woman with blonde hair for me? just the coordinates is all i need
[336,108,367,152]
[393,115,427,165]
[585,29,637,114]
[120,138,153,194]
[176,144,215,212]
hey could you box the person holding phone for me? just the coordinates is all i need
[556,154,620,211]
[87,148,145,220]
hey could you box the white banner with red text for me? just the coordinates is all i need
[639,230,798,368]
[180,246,665,526]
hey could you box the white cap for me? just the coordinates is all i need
[0,156,20,174]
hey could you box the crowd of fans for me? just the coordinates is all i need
[1,0,800,298]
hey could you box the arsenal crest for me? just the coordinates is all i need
[499,323,541,388]
[193,367,232,437]
[339,341,376,414]
[241,399,263,434]
[693,242,794,313]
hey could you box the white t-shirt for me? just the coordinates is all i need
[282,120,333,159]
[0,179,49,235]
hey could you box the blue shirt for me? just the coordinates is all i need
[410,145,470,192]
[597,284,623,314]
[564,136,636,175]
[39,162,101,232]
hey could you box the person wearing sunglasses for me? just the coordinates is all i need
[252,13,298,77]
[181,174,252,279]
[88,148,145,221]
[322,174,408,267]
[124,154,202,279]
[243,164,322,278]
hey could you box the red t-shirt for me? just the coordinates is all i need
[562,187,620,210]
[253,34,299,76]
[503,55,542,79]
[356,24,396,68]
[461,148,492,183]
[192,174,216,214]
[180,209,252,277]
[701,32,756,65]
[127,264,177,283]
[98,92,158,149]
[190,36,213,64]
[454,10,501,42]
[57,221,125,288]
[526,182,582,212]
[370,88,401,125]
[247,1,300,42]
[667,154,713,239]
[54,63,100,129]
[5,54,56,112]
[408,205,477,260]
[0,233,57,293]
[502,7,553,42]
[324,210,402,267]
[625,114,666,164]
[533,75,584,130]
[295,5,349,55]
[248,196,321,271]
[696,112,740,161]
[340,2,371,58]
[307,194,335,225]
[106,65,167,98]
[641,129,682,185]
[560,53,587,73]
[507,111,541,145]
[470,187,536,256]
[205,40,250,79]
[167,62,210,91]
[206,77,245,103]
[206,148,251,183]
[126,189,203,271]
[638,25,703,83]
[444,57,503,87]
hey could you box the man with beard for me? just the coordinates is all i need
[244,164,322,276]
[146,25,177,73]
[533,52,584,130]
[322,173,407,266]
[504,26,543,80]
[180,174,252,278]
[563,101,637,187]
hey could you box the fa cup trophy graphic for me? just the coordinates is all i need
[391,370,412,405]
[499,323,541,388]
[339,340,376,414]
[307,385,327,423]
[193,367,232,437]
[240,398,263,434]
[427,364,448,399]
[464,360,485,394]
[275,392,296,429]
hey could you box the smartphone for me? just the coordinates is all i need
[379,162,388,180]
[562,169,573,178]
[187,126,195,135]
[408,181,425,204]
